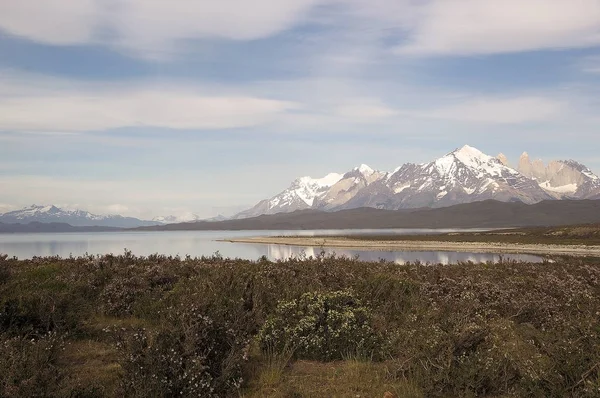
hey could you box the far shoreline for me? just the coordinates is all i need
[222,236,600,256]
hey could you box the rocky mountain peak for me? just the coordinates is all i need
[516,155,600,199]
[354,164,375,176]
[497,153,509,166]
[235,145,600,218]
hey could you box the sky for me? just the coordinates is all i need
[1,0,600,219]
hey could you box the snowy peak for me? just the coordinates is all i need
[451,145,509,174]
[21,204,61,215]
[563,160,600,182]
[237,144,599,217]
[453,144,486,159]
[290,173,343,207]
[0,205,159,228]
[497,153,509,167]
[296,172,343,189]
[234,171,344,218]
[426,145,517,182]
[382,145,548,208]
[153,213,203,224]
[518,156,600,199]
[354,164,375,176]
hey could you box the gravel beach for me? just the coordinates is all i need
[224,236,600,256]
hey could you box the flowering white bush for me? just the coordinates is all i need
[119,306,247,397]
[259,289,382,361]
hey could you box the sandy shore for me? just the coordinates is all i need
[223,236,600,256]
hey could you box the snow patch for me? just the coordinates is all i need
[582,168,599,182]
[268,172,344,208]
[354,164,375,176]
[540,181,578,194]
[394,183,411,193]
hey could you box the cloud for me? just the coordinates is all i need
[396,0,600,56]
[332,98,397,119]
[0,203,16,214]
[0,0,322,57]
[580,55,600,74]
[0,76,297,132]
[423,96,567,124]
[0,0,98,45]
[3,0,600,58]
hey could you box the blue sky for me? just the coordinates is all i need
[1,0,600,219]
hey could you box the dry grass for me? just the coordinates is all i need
[57,340,122,396]
[245,359,423,398]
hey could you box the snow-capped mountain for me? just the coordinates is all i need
[235,145,600,217]
[152,213,228,224]
[234,172,343,219]
[314,165,385,210]
[380,145,552,208]
[518,153,600,199]
[0,205,159,228]
[153,213,202,224]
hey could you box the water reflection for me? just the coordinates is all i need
[0,230,544,264]
[265,244,543,265]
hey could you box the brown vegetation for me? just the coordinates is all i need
[1,251,600,397]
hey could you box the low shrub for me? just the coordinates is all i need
[119,305,248,397]
[0,331,64,397]
[258,289,382,361]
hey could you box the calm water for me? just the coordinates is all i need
[0,229,544,265]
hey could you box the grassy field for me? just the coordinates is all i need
[1,252,600,397]
[333,224,600,246]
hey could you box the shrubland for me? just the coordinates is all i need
[1,251,599,397]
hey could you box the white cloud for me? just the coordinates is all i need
[0,203,16,214]
[424,96,567,124]
[397,0,600,56]
[580,55,600,74]
[0,0,322,57]
[0,76,296,132]
[333,98,397,119]
[0,174,257,218]
[0,0,97,45]
[3,0,600,58]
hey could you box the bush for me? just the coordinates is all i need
[258,289,382,361]
[0,255,10,285]
[0,331,64,397]
[119,305,248,397]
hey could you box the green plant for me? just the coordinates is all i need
[119,306,248,397]
[0,331,64,397]
[258,289,382,361]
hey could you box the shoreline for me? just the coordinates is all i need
[222,236,600,256]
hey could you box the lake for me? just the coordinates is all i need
[0,229,544,264]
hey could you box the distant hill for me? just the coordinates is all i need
[0,205,160,228]
[0,222,121,233]
[135,199,600,231]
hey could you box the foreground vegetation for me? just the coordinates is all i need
[1,251,600,397]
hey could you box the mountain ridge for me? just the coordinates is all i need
[136,199,600,231]
[234,145,600,218]
[0,205,159,228]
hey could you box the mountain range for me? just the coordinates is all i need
[234,145,600,218]
[138,199,600,231]
[0,205,228,228]
[0,205,158,228]
[2,145,599,228]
